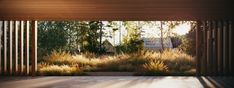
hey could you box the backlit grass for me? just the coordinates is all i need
[38,49,195,75]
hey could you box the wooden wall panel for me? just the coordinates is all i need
[0,0,233,20]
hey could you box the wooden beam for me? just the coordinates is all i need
[0,0,233,20]
[26,21,29,75]
[19,21,24,74]
[9,21,13,75]
[3,21,7,74]
[14,21,19,74]
[217,21,223,76]
[0,21,2,74]
[196,21,202,76]
[31,21,37,76]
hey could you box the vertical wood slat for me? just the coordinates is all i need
[229,20,234,76]
[14,21,19,73]
[3,21,7,74]
[217,21,223,76]
[223,21,228,75]
[207,21,212,75]
[31,21,37,76]
[26,21,29,75]
[206,21,209,75]
[228,21,232,76]
[202,21,207,75]
[196,21,202,76]
[0,21,2,74]
[212,21,218,75]
[20,21,24,74]
[9,21,13,75]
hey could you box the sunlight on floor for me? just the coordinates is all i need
[0,76,209,88]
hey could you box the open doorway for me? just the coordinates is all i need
[36,21,196,76]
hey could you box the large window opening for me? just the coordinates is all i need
[36,21,196,76]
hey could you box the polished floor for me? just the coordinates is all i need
[0,76,233,88]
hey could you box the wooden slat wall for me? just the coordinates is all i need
[199,20,234,76]
[0,20,37,75]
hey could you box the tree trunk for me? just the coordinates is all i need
[160,21,165,51]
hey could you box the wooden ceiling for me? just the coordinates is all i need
[0,0,233,20]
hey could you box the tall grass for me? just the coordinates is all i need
[38,49,195,75]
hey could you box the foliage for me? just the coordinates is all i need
[138,61,169,75]
[38,64,85,76]
[115,21,144,53]
[38,49,195,75]
[177,22,196,56]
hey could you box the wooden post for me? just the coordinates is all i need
[3,21,7,74]
[196,21,202,76]
[217,21,223,76]
[31,21,37,76]
[20,21,24,74]
[9,21,13,75]
[26,21,29,75]
[14,21,19,74]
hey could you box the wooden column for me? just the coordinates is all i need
[31,21,37,76]
[223,21,229,75]
[26,21,29,75]
[14,21,19,74]
[217,21,223,76]
[196,21,202,76]
[3,21,7,74]
[20,21,24,74]
[9,21,13,75]
[0,21,2,74]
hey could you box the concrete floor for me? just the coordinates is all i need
[0,76,232,88]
